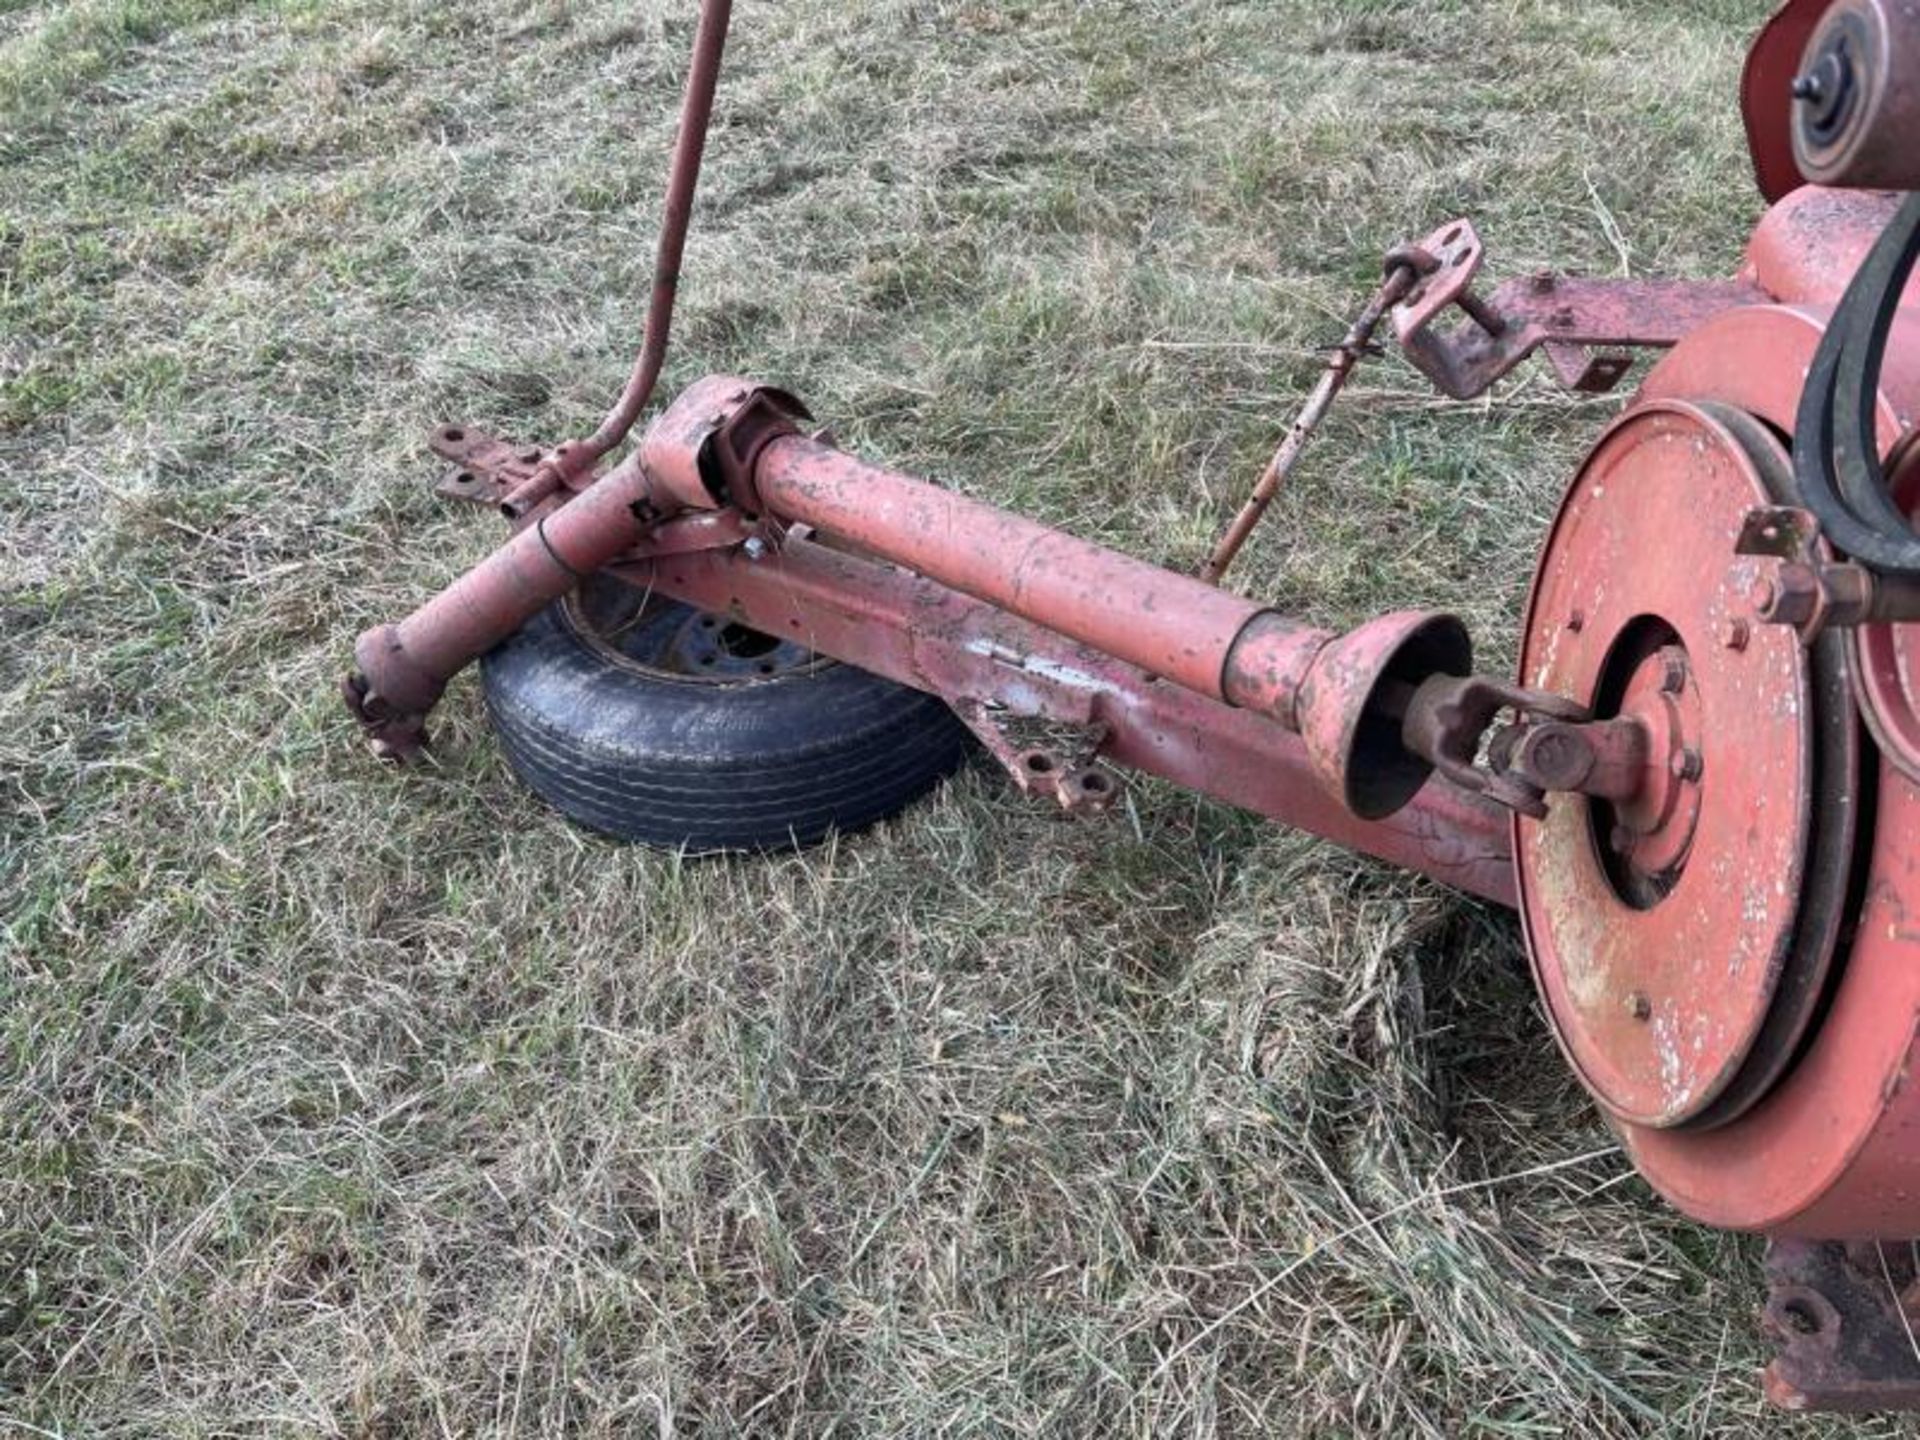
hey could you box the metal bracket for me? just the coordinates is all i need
[1388,218,1766,400]
[953,701,1122,816]
[1764,1239,1920,1413]
[428,424,549,508]
[1737,505,1920,640]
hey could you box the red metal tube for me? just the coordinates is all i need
[625,536,1516,903]
[347,454,703,755]
[748,432,1334,712]
[500,0,734,518]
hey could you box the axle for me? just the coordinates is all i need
[349,374,1600,874]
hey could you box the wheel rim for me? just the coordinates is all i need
[562,574,829,686]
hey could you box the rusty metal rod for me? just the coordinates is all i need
[500,0,734,519]
[1199,263,1416,585]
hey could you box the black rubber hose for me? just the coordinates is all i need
[1792,191,1920,573]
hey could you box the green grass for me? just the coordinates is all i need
[1,0,1899,1434]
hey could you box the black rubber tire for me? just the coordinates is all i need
[479,595,971,850]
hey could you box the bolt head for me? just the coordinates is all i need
[1658,648,1688,694]
[1758,565,1822,627]
[1625,990,1653,1022]
[742,536,769,561]
[1724,617,1751,652]
[1669,747,1703,784]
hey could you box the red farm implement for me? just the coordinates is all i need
[346,0,1920,1412]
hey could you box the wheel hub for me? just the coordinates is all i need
[566,574,825,684]
[1597,637,1706,897]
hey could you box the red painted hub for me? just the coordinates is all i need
[1517,401,1818,1130]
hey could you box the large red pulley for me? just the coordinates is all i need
[1516,315,1920,1236]
[1517,400,1852,1133]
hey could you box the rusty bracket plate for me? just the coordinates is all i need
[1735,505,1825,562]
[1389,219,1767,400]
[953,700,1122,815]
[1765,1238,1920,1413]
[427,424,548,507]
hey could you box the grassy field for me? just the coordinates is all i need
[3,0,1903,1434]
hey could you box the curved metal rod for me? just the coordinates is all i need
[502,0,734,518]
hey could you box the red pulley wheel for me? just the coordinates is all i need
[1516,400,1851,1132]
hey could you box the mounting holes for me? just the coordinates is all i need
[1023,752,1056,775]
[757,663,775,676]
[1079,772,1109,795]
[1442,225,1463,247]
[454,471,476,486]
[1780,1299,1823,1336]
[699,617,718,630]
[716,623,780,659]
[441,426,465,443]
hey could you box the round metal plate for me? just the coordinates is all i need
[1517,401,1814,1130]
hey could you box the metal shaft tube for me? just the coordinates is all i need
[627,537,1516,903]
[748,432,1334,718]
[347,456,691,755]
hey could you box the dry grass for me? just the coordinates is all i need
[1,0,1906,1434]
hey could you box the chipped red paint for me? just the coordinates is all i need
[617,535,1517,903]
[1517,402,1818,1132]
[344,0,1920,1402]
[743,429,1474,814]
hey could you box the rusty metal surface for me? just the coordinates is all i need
[1764,1240,1920,1411]
[1641,276,1920,788]
[1290,612,1473,822]
[638,376,812,516]
[345,445,708,758]
[1743,187,1920,310]
[952,701,1122,816]
[1388,217,1765,400]
[1517,401,1816,1131]
[1400,673,1590,820]
[1745,0,1833,200]
[748,431,1272,700]
[1792,0,1920,191]
[1622,749,1920,1237]
[1608,294,1920,1237]
[737,424,1476,816]
[427,425,547,508]
[611,534,1518,903]
[1198,263,1416,584]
